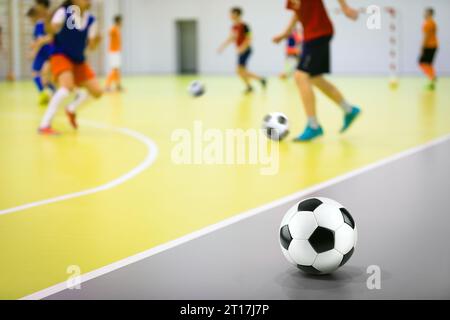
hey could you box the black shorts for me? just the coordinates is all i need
[419,48,437,64]
[238,48,252,67]
[298,35,332,77]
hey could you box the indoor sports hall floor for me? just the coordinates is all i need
[1,76,450,299]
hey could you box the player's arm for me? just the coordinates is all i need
[47,7,66,35]
[35,34,53,50]
[338,0,359,20]
[87,21,101,50]
[218,32,236,54]
[273,13,298,44]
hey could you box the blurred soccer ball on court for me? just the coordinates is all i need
[188,80,206,97]
[262,112,289,141]
[389,76,399,89]
[279,197,357,275]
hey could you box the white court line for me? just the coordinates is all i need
[21,132,450,300]
[0,120,159,216]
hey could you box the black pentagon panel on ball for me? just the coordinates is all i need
[297,198,323,212]
[308,227,335,253]
[278,115,287,125]
[340,208,355,229]
[279,225,293,250]
[266,128,274,137]
[339,247,354,267]
[297,265,322,275]
[264,115,272,122]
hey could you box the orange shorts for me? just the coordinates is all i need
[50,54,95,86]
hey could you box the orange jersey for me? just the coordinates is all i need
[423,19,438,49]
[109,26,121,52]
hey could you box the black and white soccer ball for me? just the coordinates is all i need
[188,81,205,97]
[279,197,357,275]
[262,112,289,141]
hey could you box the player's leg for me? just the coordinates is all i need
[32,71,44,93]
[237,66,253,94]
[293,70,323,142]
[39,70,74,134]
[105,68,116,91]
[240,49,267,90]
[64,64,103,129]
[292,39,324,142]
[105,53,123,91]
[116,68,123,91]
[311,76,360,132]
[32,58,50,106]
[82,78,103,99]
[419,48,437,90]
[115,52,123,90]
[243,69,267,87]
[41,61,56,93]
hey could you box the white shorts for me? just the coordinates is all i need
[109,52,122,69]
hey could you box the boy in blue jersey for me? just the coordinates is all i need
[39,0,102,135]
[27,6,55,106]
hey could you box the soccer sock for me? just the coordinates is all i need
[40,87,70,129]
[308,116,320,129]
[66,89,88,113]
[340,101,353,114]
[33,76,44,92]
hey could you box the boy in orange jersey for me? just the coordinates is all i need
[105,15,123,92]
[419,8,439,90]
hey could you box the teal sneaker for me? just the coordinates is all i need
[293,125,324,142]
[341,107,361,133]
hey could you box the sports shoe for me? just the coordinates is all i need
[260,78,267,89]
[293,125,324,142]
[244,86,254,95]
[341,106,361,133]
[38,127,60,136]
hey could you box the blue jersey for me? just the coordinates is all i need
[52,9,96,63]
[34,21,51,60]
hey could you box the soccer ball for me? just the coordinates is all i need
[279,197,357,275]
[263,112,289,141]
[188,81,205,97]
[389,76,399,89]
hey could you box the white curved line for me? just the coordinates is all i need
[0,121,159,216]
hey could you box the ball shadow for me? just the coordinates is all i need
[275,265,366,292]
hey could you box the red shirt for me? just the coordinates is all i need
[286,0,333,42]
[232,22,250,47]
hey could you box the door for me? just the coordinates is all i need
[176,20,198,74]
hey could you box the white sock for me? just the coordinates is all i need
[340,100,353,114]
[66,89,88,113]
[40,87,70,129]
[308,116,320,129]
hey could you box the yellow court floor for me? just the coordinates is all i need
[0,76,449,299]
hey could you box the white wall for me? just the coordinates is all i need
[107,0,450,76]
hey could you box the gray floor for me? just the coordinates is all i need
[48,140,450,300]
